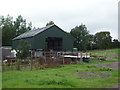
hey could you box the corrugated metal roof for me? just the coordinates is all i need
[12,24,54,40]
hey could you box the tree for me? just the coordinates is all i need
[14,15,32,36]
[1,15,32,46]
[16,40,31,59]
[94,31,112,49]
[1,15,15,46]
[70,24,89,51]
[16,40,31,70]
[112,39,120,48]
[46,21,54,26]
[27,22,32,31]
[87,34,95,50]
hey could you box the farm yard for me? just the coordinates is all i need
[1,1,120,89]
[2,48,120,88]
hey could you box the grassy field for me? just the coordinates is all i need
[90,48,120,60]
[0,63,2,89]
[2,61,119,88]
[2,48,119,88]
[0,72,1,89]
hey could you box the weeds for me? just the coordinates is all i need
[98,67,112,71]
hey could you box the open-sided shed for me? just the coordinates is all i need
[12,24,75,51]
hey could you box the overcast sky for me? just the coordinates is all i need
[0,0,119,40]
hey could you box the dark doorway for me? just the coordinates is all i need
[46,37,62,51]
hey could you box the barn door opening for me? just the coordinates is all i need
[46,37,62,51]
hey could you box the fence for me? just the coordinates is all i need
[2,51,77,71]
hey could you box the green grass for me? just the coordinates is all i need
[91,48,119,53]
[0,64,2,89]
[0,71,2,89]
[90,48,120,60]
[2,48,119,88]
[2,62,118,88]
[89,59,119,64]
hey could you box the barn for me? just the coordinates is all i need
[12,24,75,51]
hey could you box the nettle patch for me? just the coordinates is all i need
[25,78,75,87]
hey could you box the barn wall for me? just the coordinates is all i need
[12,25,74,51]
[34,25,74,51]
[12,37,34,49]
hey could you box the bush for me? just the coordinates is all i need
[16,40,31,59]
[99,67,112,71]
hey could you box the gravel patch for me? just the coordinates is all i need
[75,71,111,79]
[111,59,120,61]
[93,62,120,69]
[93,62,120,88]
[112,83,120,88]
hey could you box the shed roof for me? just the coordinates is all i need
[12,24,75,40]
[12,24,54,40]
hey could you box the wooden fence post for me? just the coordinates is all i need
[30,57,32,71]
[16,59,20,70]
[81,52,83,62]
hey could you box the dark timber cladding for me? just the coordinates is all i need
[46,37,62,51]
[12,24,75,51]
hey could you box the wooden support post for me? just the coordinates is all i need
[81,53,83,62]
[44,51,46,63]
[62,52,64,64]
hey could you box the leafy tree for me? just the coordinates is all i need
[1,15,32,46]
[16,40,31,70]
[112,39,120,48]
[70,24,89,51]
[14,15,32,36]
[16,40,31,59]
[87,34,95,50]
[1,15,15,46]
[46,21,54,26]
[94,31,112,49]
[27,22,32,31]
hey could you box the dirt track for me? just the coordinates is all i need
[93,62,120,69]
[93,62,120,88]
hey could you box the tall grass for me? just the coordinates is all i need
[2,62,118,88]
